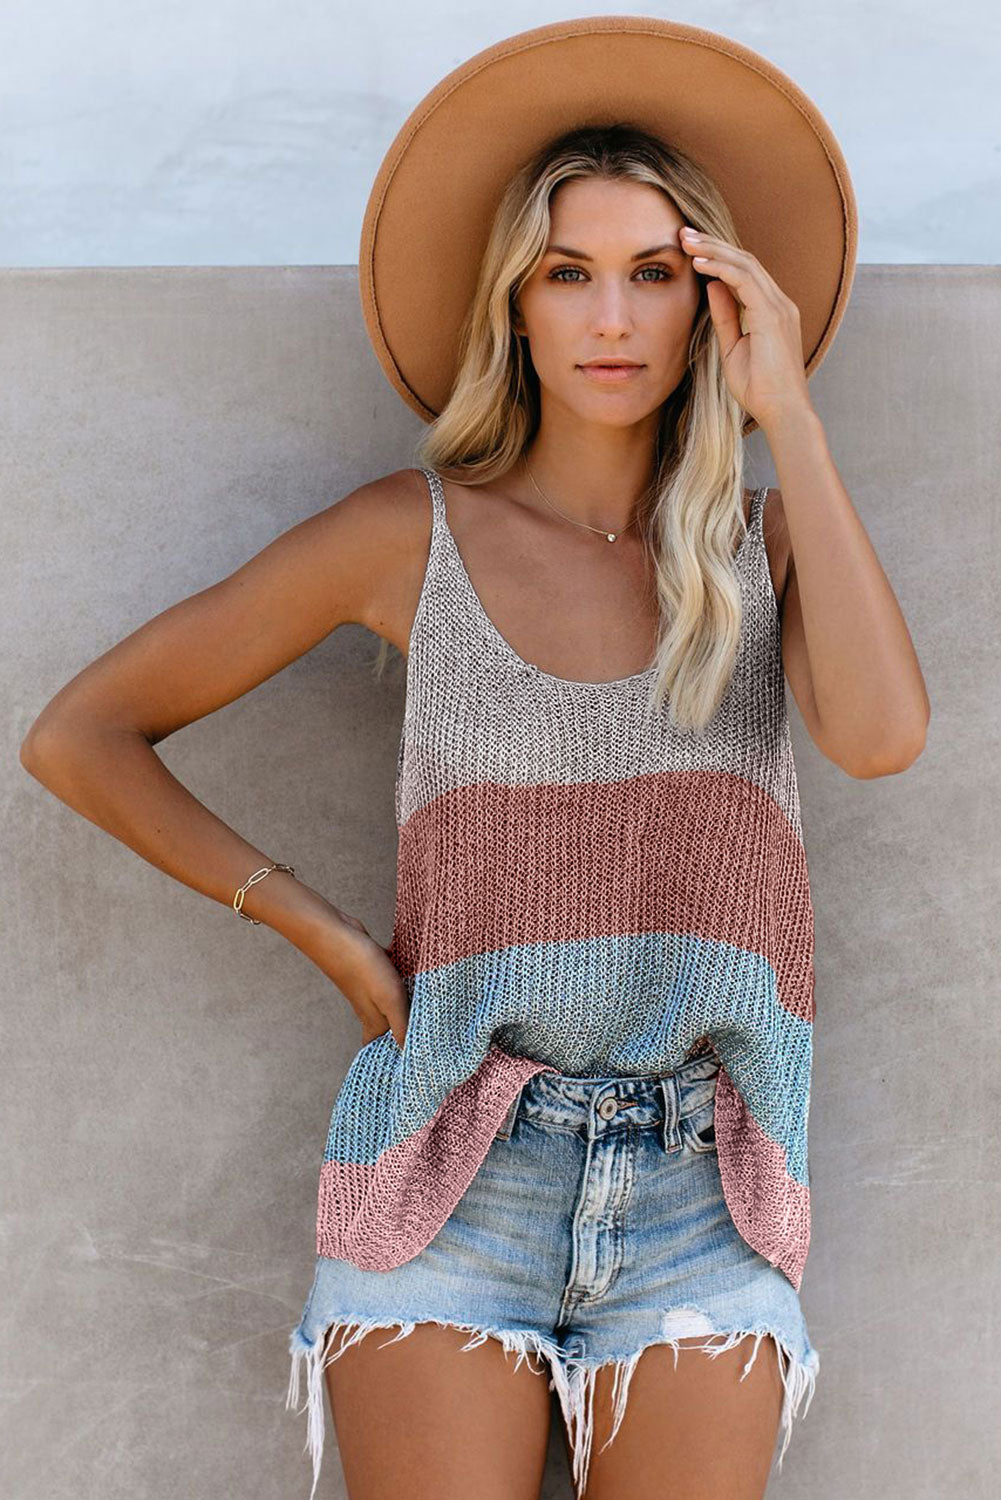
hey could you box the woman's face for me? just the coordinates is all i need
[512,175,703,430]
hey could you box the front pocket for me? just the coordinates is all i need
[681,1099,717,1153]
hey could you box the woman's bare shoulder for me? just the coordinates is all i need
[330,467,433,649]
[22,467,433,750]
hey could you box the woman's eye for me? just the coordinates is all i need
[548,265,673,283]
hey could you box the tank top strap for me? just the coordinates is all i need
[418,464,447,531]
[735,483,773,590]
[747,483,769,545]
[414,465,451,597]
[411,465,474,659]
[414,465,504,664]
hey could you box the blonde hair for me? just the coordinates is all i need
[381,122,756,734]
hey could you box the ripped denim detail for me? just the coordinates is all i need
[554,1305,820,1497]
[286,1304,819,1499]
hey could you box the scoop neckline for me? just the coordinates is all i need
[430,471,760,693]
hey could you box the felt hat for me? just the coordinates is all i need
[358,14,858,438]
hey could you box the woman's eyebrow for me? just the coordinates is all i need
[543,241,686,261]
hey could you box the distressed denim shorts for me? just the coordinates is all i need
[286,1052,819,1499]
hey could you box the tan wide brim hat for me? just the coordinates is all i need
[359,14,858,439]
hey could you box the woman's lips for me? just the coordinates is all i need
[577,364,645,383]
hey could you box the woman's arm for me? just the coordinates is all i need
[763,405,931,778]
[18,468,428,1045]
[675,229,930,777]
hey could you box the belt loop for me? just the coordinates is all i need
[494,1083,524,1141]
[659,1075,682,1154]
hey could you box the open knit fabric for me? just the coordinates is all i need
[315,466,815,1291]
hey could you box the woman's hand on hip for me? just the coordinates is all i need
[305,902,411,1050]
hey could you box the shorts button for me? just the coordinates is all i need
[597,1096,619,1120]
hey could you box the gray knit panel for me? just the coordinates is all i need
[395,468,801,843]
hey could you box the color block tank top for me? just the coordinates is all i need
[314,466,815,1291]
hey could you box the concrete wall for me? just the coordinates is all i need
[3,3,996,268]
[3,264,999,1497]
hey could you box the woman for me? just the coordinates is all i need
[20,19,929,1500]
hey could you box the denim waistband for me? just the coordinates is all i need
[494,1050,721,1155]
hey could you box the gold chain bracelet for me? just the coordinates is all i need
[233,862,296,923]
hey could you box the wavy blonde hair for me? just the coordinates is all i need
[378,122,757,734]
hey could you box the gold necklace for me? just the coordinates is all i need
[522,455,639,544]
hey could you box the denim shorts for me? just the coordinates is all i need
[286,1051,819,1499]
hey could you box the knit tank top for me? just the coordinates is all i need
[314,466,815,1291]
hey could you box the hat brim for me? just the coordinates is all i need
[359,15,858,439]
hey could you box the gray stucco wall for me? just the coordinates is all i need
[4,265,999,1497]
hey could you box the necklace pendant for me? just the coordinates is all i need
[606,532,617,542]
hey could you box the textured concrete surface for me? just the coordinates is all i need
[3,265,999,1497]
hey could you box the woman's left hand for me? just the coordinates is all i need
[680,225,813,430]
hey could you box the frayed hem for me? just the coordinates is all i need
[285,1310,819,1500]
[285,1314,562,1500]
[551,1310,820,1499]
